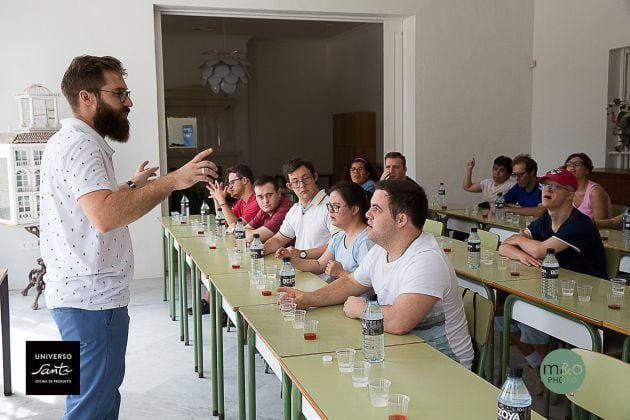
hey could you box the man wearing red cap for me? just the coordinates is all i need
[497,167,606,394]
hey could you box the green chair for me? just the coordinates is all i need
[567,348,630,420]
[477,229,500,250]
[460,287,494,381]
[604,247,620,278]
[423,219,444,237]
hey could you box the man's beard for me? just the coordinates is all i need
[93,100,130,142]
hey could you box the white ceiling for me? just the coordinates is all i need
[161,15,369,40]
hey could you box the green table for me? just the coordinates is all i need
[281,343,545,420]
[240,304,423,420]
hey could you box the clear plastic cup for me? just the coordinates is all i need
[292,309,306,329]
[206,231,217,249]
[351,361,371,388]
[265,264,278,278]
[577,285,592,302]
[510,262,521,277]
[248,270,263,286]
[388,394,410,419]
[368,378,391,407]
[611,278,627,296]
[600,230,609,241]
[607,293,623,310]
[280,302,297,321]
[261,275,275,296]
[335,348,356,373]
[560,279,576,297]
[227,248,241,269]
[497,256,509,271]
[303,320,318,340]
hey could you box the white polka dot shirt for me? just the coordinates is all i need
[40,118,133,310]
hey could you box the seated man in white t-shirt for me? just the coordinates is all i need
[279,180,474,368]
[263,157,337,259]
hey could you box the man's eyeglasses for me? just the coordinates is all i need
[539,183,569,192]
[227,177,243,187]
[511,172,528,178]
[94,89,131,103]
[565,161,585,168]
[288,175,314,188]
[326,203,349,213]
[349,167,365,173]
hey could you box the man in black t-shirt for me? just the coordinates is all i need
[498,167,606,394]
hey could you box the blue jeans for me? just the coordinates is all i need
[51,307,129,420]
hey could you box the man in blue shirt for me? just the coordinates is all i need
[498,167,607,394]
[503,154,545,217]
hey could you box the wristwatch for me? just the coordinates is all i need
[126,180,137,189]
[299,250,307,259]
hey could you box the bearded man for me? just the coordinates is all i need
[40,55,218,419]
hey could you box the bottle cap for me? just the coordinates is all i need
[546,248,555,254]
[322,355,333,362]
[253,233,260,239]
[238,218,243,222]
[471,227,478,232]
[368,294,378,302]
[283,256,291,263]
[507,366,524,378]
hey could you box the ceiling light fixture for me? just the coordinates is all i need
[199,19,250,95]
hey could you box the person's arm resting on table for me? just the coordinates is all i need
[278,272,370,309]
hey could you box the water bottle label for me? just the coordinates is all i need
[216,219,224,227]
[497,402,531,420]
[250,248,263,259]
[624,217,630,230]
[496,202,504,209]
[280,275,295,287]
[467,242,480,253]
[362,319,384,336]
[541,266,558,279]
[235,231,245,239]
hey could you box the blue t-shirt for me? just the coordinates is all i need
[526,208,607,279]
[361,179,376,194]
[504,184,542,208]
[327,228,373,282]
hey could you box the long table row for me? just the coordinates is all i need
[158,216,550,419]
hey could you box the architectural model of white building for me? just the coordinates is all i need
[0,84,59,226]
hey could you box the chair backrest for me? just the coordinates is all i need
[567,348,630,419]
[423,219,444,237]
[460,287,494,379]
[477,229,500,250]
[604,247,620,278]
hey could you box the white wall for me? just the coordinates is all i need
[326,23,384,163]
[531,1,630,172]
[0,0,535,286]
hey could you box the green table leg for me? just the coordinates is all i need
[215,290,225,419]
[196,267,203,377]
[210,283,218,415]
[162,227,168,301]
[291,383,302,420]
[178,244,185,342]
[168,235,176,320]
[282,371,292,420]
[182,254,190,345]
[623,335,630,363]
[235,313,245,420]
[247,324,256,420]
[192,264,199,372]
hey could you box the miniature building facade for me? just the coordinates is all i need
[0,84,59,226]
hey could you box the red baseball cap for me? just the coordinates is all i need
[538,167,578,191]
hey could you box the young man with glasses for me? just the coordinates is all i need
[40,55,217,419]
[497,167,606,394]
[502,154,545,217]
[207,163,259,228]
[263,158,338,259]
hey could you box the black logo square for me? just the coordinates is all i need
[26,341,80,395]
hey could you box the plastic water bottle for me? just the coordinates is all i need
[180,195,189,224]
[467,227,481,269]
[279,256,296,287]
[437,182,447,209]
[541,248,559,300]
[623,207,630,245]
[497,366,532,420]
[215,208,226,238]
[250,233,265,272]
[200,200,210,227]
[495,192,505,221]
[234,218,246,253]
[362,294,385,363]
